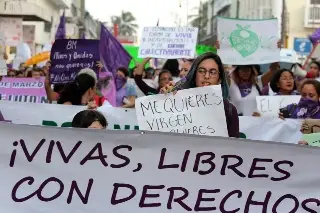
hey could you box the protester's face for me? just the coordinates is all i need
[16,73,24,78]
[116,70,126,79]
[301,84,319,102]
[278,71,294,92]
[309,63,320,77]
[159,72,172,88]
[179,61,192,78]
[88,121,105,129]
[31,70,41,78]
[238,66,252,81]
[7,71,15,77]
[195,59,220,87]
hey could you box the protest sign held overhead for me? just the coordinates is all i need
[135,86,228,137]
[0,77,47,103]
[256,96,300,118]
[217,17,280,65]
[50,39,100,84]
[139,27,198,59]
[1,123,319,212]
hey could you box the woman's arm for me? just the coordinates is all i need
[260,62,279,87]
[134,58,158,95]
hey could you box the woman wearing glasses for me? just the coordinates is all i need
[161,52,240,138]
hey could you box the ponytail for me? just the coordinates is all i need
[57,74,95,105]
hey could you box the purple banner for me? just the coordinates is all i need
[0,77,47,103]
[50,39,100,84]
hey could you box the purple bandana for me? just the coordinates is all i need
[276,90,300,96]
[238,83,252,97]
[115,75,127,90]
[295,98,320,119]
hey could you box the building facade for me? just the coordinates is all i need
[0,0,69,53]
[199,0,232,45]
[287,0,319,54]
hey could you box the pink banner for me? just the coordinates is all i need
[0,77,47,103]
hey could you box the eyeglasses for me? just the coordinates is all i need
[197,68,219,78]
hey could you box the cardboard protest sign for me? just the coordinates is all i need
[302,133,320,147]
[139,27,198,59]
[0,77,47,103]
[135,86,228,137]
[301,119,320,134]
[256,95,300,118]
[217,17,280,65]
[0,123,319,212]
[50,39,100,84]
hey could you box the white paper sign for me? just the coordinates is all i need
[217,17,280,65]
[0,17,22,46]
[0,100,303,143]
[138,27,198,59]
[135,86,228,137]
[0,123,319,212]
[256,95,300,117]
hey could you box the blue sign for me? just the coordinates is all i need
[294,38,312,55]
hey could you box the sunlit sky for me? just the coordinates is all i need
[86,0,200,35]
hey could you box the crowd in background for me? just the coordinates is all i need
[1,42,320,144]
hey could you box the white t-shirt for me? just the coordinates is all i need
[229,76,263,116]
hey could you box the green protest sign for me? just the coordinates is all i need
[302,133,320,147]
[123,45,217,69]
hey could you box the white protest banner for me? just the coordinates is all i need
[1,123,319,213]
[0,101,302,143]
[138,27,198,59]
[217,17,280,65]
[135,86,228,137]
[256,96,300,117]
[0,17,22,46]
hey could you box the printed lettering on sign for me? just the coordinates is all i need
[0,123,319,212]
[50,39,100,84]
[0,77,47,103]
[136,86,228,137]
[139,27,198,59]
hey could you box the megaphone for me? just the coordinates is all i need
[291,64,307,78]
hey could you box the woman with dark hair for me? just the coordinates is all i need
[162,52,239,138]
[279,79,320,119]
[306,61,320,80]
[57,73,96,107]
[134,57,173,95]
[215,41,280,116]
[72,110,108,129]
[115,67,137,108]
[269,69,299,95]
[229,63,278,116]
